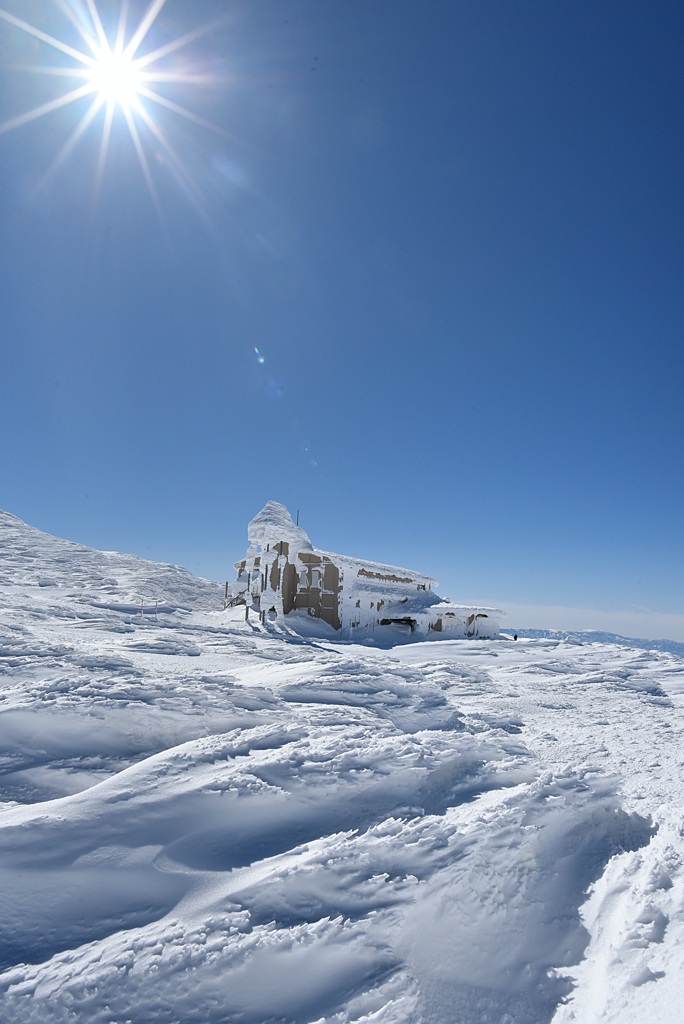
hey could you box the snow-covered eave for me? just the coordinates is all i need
[373,594,504,618]
[437,603,505,617]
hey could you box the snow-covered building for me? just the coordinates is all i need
[226,501,502,639]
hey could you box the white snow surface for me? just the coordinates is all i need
[1,508,683,1023]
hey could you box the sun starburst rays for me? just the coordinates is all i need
[0,0,223,207]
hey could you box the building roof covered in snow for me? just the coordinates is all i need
[313,549,437,589]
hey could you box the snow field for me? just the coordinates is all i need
[1,510,684,1022]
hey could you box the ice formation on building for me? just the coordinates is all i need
[226,501,502,639]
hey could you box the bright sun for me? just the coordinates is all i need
[0,0,222,204]
[88,47,142,108]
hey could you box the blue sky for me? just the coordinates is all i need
[1,0,682,640]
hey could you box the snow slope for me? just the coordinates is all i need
[1,509,683,1023]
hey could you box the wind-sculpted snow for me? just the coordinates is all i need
[1,511,683,1022]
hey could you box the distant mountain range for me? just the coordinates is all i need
[511,626,684,659]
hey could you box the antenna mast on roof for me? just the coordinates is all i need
[296,508,299,526]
